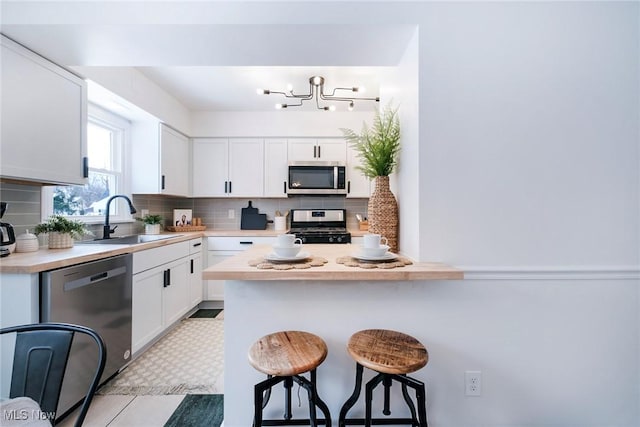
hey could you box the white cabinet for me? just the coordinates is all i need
[132,123,190,197]
[1,35,87,185]
[192,138,264,197]
[188,238,204,307]
[346,144,372,198]
[132,240,194,354]
[205,236,275,300]
[288,138,346,163]
[264,138,288,197]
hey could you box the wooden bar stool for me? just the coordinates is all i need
[339,329,429,427]
[249,330,332,426]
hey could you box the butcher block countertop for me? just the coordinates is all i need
[202,244,463,281]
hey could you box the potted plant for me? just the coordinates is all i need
[34,215,91,249]
[137,214,163,235]
[341,103,401,252]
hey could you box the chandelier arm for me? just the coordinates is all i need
[320,94,380,102]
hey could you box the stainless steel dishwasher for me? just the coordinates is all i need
[41,253,132,418]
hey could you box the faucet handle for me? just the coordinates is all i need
[110,225,118,234]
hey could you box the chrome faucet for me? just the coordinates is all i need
[103,195,137,239]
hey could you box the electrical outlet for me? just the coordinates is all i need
[228,209,235,219]
[465,371,482,396]
[140,209,149,217]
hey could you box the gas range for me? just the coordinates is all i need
[289,209,351,244]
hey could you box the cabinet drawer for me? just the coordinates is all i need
[189,238,203,254]
[207,236,274,251]
[133,241,190,274]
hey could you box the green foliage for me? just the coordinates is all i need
[341,104,401,178]
[136,214,163,225]
[34,215,91,239]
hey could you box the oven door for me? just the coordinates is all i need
[288,162,347,195]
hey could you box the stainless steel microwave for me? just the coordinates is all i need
[288,161,347,195]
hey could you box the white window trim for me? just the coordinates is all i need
[42,103,133,224]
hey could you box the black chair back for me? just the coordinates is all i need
[1,323,106,427]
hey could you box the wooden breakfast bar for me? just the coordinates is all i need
[202,243,463,426]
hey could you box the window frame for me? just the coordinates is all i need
[42,103,133,225]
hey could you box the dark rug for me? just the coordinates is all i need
[164,394,224,427]
[190,309,223,319]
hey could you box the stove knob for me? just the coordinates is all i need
[328,236,334,243]
[337,236,343,243]
[300,236,306,243]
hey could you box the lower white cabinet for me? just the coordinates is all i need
[205,236,275,300]
[188,238,204,307]
[132,238,203,354]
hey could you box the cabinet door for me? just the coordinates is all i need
[132,267,164,354]
[346,144,371,198]
[163,258,190,327]
[288,139,318,161]
[264,138,288,197]
[205,251,236,300]
[188,254,203,307]
[192,138,229,197]
[228,138,264,197]
[317,139,346,162]
[160,125,190,196]
[1,36,87,185]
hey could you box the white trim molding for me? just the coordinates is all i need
[458,265,640,281]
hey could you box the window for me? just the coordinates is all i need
[42,104,131,223]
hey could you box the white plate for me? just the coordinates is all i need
[351,252,398,262]
[264,251,311,262]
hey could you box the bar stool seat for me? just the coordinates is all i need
[339,329,429,427]
[249,331,331,426]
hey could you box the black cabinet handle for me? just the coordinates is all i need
[161,175,166,190]
[167,268,171,286]
[313,146,317,158]
[190,259,194,274]
[239,241,253,245]
[82,157,89,178]
[192,242,202,248]
[224,181,228,193]
[348,181,351,193]
[318,145,321,158]
[229,181,232,193]
[284,181,287,194]
[163,269,169,287]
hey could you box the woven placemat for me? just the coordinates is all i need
[336,256,413,269]
[248,256,328,270]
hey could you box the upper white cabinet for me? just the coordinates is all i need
[1,35,87,185]
[288,138,346,163]
[192,138,264,197]
[346,144,372,198]
[132,123,190,197]
[264,139,288,197]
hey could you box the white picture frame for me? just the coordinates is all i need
[173,209,192,227]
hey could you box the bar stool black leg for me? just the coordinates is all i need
[400,378,419,426]
[253,376,285,427]
[415,382,428,427]
[383,375,392,416]
[310,369,332,426]
[284,376,294,420]
[365,373,385,427]
[339,363,364,427]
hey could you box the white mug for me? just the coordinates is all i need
[276,233,302,248]
[363,233,388,249]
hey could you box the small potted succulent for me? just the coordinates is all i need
[34,215,91,249]
[137,214,163,235]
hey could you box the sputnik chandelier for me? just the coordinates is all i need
[257,75,380,111]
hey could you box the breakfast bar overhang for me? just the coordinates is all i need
[202,243,463,425]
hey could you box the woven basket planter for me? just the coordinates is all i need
[48,232,74,249]
[367,176,399,253]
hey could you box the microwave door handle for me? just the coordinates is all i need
[334,166,338,189]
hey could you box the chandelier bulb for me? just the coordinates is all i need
[348,101,354,111]
[287,84,293,93]
[257,89,270,95]
[275,103,287,109]
[328,105,336,112]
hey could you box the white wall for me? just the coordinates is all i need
[190,110,373,138]
[379,27,420,260]
[73,66,192,134]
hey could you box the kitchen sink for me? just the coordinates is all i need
[78,234,181,245]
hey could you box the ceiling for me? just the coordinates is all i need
[1,0,416,112]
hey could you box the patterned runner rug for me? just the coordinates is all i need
[98,316,224,395]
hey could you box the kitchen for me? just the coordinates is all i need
[1,1,638,427]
